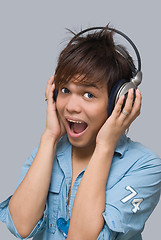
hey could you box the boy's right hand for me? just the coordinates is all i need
[44,75,66,142]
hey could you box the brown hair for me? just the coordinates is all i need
[54,26,135,95]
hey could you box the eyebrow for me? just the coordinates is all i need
[76,83,100,90]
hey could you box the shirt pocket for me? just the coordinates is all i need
[47,173,64,234]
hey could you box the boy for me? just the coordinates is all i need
[0,26,161,240]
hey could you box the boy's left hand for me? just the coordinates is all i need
[96,88,142,150]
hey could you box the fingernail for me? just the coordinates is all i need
[129,88,133,94]
[120,95,125,100]
[137,88,141,94]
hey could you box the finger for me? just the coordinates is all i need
[47,82,56,106]
[111,95,125,118]
[129,88,142,119]
[120,88,135,121]
[45,75,55,99]
[123,88,142,128]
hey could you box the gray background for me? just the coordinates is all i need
[0,0,160,239]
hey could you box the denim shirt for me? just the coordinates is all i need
[0,134,161,240]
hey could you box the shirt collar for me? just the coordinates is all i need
[56,135,72,182]
[56,134,71,156]
[56,133,129,158]
[114,133,129,157]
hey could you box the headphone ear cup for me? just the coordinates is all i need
[108,79,129,116]
[53,89,58,102]
[108,79,137,116]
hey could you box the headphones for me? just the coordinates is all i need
[54,26,142,116]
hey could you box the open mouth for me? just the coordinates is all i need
[66,119,88,134]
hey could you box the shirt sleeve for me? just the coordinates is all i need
[102,153,161,240]
[0,144,48,239]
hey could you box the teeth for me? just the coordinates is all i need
[67,119,83,124]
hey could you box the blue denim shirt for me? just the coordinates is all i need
[0,134,161,240]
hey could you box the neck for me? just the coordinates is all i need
[72,142,96,164]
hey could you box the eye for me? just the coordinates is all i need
[61,87,70,94]
[84,92,94,99]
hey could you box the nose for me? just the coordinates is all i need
[66,94,82,114]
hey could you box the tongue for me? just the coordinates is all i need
[73,122,87,134]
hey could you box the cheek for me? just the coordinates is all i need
[88,102,108,125]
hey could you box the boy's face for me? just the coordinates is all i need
[56,79,108,149]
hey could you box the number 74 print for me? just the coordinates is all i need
[121,186,143,213]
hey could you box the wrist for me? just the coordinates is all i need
[95,142,116,156]
[41,129,59,147]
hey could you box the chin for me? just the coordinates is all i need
[67,133,96,149]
